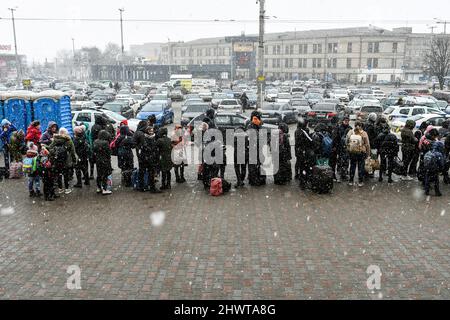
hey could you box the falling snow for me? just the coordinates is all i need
[150,211,166,227]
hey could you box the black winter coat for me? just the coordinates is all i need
[93,131,113,177]
[115,126,135,171]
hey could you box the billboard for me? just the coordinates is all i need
[233,43,254,53]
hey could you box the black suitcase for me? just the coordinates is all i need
[0,167,6,181]
[310,165,334,194]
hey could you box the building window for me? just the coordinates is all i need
[313,44,317,54]
[285,58,289,68]
[318,44,322,54]
[367,58,378,69]
[264,46,268,55]
[299,58,307,68]
[264,59,268,68]
[313,58,322,68]
[289,58,293,67]
[285,46,289,55]
[332,58,337,68]
[277,59,281,68]
[299,44,303,54]
[368,42,373,53]
[272,59,276,68]
[290,45,294,54]
[374,42,379,53]
[313,58,316,68]
[273,46,276,55]
[303,44,308,54]
[347,58,352,69]
[347,42,352,53]
[328,43,338,53]
[303,58,307,68]
[393,42,398,53]
[276,45,281,55]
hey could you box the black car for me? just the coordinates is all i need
[91,94,115,106]
[180,103,211,127]
[259,102,298,125]
[306,103,340,127]
[187,112,278,143]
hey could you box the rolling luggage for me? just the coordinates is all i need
[310,165,334,194]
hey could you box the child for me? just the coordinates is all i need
[23,143,41,197]
[156,127,173,190]
[40,147,56,201]
[73,126,90,188]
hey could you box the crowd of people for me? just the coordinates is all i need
[1,107,450,200]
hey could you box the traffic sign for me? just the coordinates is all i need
[22,79,31,87]
[257,75,265,82]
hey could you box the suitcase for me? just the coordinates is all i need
[310,165,334,194]
[0,167,6,180]
[132,169,149,190]
[392,157,404,175]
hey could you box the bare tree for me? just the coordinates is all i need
[426,36,450,90]
[102,42,122,64]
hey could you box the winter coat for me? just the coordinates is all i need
[377,131,399,157]
[93,130,113,177]
[73,134,90,161]
[233,131,249,164]
[133,121,148,155]
[115,126,135,170]
[0,121,18,146]
[332,123,352,154]
[401,121,417,153]
[25,125,42,146]
[49,134,77,168]
[91,116,114,143]
[39,121,58,146]
[139,133,159,166]
[294,125,315,166]
[9,131,26,162]
[364,120,377,148]
[156,135,173,171]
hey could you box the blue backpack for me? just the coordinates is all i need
[424,150,444,171]
[320,133,333,158]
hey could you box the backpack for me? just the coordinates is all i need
[210,178,223,196]
[348,131,363,154]
[22,157,36,175]
[381,133,399,155]
[424,150,444,171]
[53,144,68,169]
[321,133,333,158]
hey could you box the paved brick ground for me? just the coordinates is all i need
[0,163,449,299]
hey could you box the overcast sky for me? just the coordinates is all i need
[1,0,449,63]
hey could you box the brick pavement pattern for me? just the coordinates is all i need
[0,161,449,300]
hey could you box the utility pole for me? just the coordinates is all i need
[9,7,22,87]
[257,0,265,109]
[428,26,437,34]
[435,19,449,34]
[167,37,172,78]
[119,8,125,85]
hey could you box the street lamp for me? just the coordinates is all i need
[8,7,22,86]
[119,8,125,84]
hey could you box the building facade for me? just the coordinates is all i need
[153,27,440,83]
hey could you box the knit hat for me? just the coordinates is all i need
[1,119,11,127]
[59,127,69,136]
[74,126,85,135]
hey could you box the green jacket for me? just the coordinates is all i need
[49,134,77,168]
[9,131,26,162]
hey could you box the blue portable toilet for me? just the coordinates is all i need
[0,90,34,134]
[32,90,73,136]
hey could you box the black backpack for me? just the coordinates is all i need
[53,144,68,169]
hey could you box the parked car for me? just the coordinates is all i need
[382,105,445,124]
[182,98,205,113]
[136,101,174,126]
[306,103,340,127]
[290,87,305,96]
[330,89,349,103]
[151,94,172,108]
[304,92,324,106]
[390,113,450,134]
[180,103,211,126]
[259,102,297,125]
[72,109,132,131]
[71,101,99,111]
[372,90,386,100]
[291,98,311,116]
[265,88,278,102]
[114,97,141,112]
[218,99,243,114]
[130,94,149,108]
[276,93,293,104]
[355,105,384,122]
[211,92,228,108]
[169,89,184,101]
[91,93,115,106]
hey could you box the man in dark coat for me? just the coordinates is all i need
[115,125,135,187]
[156,127,173,190]
[295,117,315,189]
[73,126,90,188]
[233,127,248,188]
[376,124,399,183]
[400,120,418,181]
[332,116,352,181]
[274,123,292,185]
[93,130,113,195]
[137,126,161,193]
[247,110,266,186]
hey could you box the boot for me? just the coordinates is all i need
[29,190,35,198]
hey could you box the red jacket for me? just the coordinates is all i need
[25,125,42,145]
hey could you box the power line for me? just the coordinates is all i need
[0,17,448,24]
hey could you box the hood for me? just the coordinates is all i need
[425,125,434,134]
[136,120,148,132]
[314,122,328,133]
[405,120,416,130]
[1,119,11,127]
[53,134,71,143]
[120,125,130,136]
[47,121,58,131]
[98,130,110,141]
